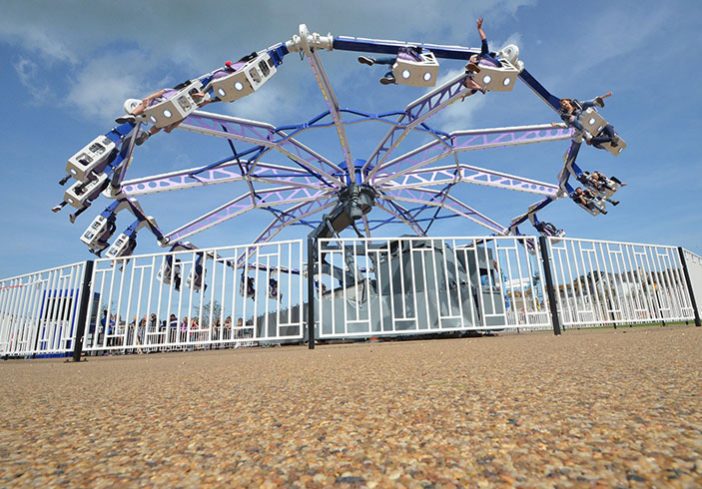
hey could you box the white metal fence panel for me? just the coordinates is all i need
[316,236,550,338]
[547,238,694,327]
[0,262,87,357]
[683,249,702,310]
[83,240,304,353]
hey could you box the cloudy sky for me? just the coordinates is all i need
[0,0,700,277]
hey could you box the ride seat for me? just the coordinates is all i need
[474,59,519,92]
[578,108,627,156]
[66,136,116,183]
[209,53,277,102]
[144,80,204,129]
[105,233,136,259]
[392,51,440,87]
[64,173,109,209]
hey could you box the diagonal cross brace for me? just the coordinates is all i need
[363,73,470,178]
[179,111,344,187]
[383,187,508,235]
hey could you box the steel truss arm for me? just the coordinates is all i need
[332,36,480,60]
[178,111,344,186]
[364,73,470,177]
[305,49,353,167]
[379,163,559,197]
[253,196,338,245]
[372,123,572,185]
[382,187,508,235]
[164,185,333,243]
[122,161,322,196]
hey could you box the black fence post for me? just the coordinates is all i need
[538,236,562,336]
[678,247,701,327]
[72,260,94,362]
[307,237,316,349]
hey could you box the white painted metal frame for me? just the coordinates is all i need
[682,249,702,313]
[316,236,550,338]
[82,240,304,353]
[0,262,87,357]
[547,237,695,327]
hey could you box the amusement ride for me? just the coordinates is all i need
[54,23,626,266]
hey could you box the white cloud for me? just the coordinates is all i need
[13,57,51,103]
[63,51,157,122]
[0,0,539,123]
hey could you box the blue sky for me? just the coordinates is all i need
[0,0,700,277]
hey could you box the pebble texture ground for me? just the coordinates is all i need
[1,326,701,488]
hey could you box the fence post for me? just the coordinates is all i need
[307,237,316,349]
[538,236,562,335]
[678,247,701,327]
[72,260,94,362]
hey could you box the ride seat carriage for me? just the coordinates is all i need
[572,193,607,216]
[209,52,277,102]
[392,48,439,87]
[577,172,623,198]
[66,136,116,183]
[577,108,627,156]
[144,80,204,129]
[64,173,109,209]
[473,58,520,92]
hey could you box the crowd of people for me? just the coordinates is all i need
[95,310,256,350]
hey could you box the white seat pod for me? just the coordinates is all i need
[578,108,626,156]
[474,59,519,92]
[210,53,277,103]
[392,51,440,87]
[104,233,136,259]
[80,214,115,252]
[144,80,204,129]
[599,136,626,156]
[66,136,116,182]
[64,173,109,209]
[578,107,607,137]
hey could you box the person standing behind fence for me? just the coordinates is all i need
[168,314,178,343]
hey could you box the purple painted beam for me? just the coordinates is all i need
[122,161,324,196]
[164,186,332,243]
[372,123,573,185]
[382,187,508,235]
[378,163,559,196]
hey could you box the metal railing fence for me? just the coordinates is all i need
[82,240,304,353]
[682,249,702,310]
[0,262,88,357]
[547,238,695,327]
[316,236,551,338]
[0,236,698,359]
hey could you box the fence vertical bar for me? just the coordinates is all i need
[72,261,94,362]
[678,247,701,327]
[307,236,316,349]
[539,237,562,335]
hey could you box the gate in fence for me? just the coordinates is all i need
[82,240,305,354]
[315,236,552,339]
[0,262,89,357]
[546,238,695,327]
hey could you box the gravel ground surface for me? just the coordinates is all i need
[1,326,701,488]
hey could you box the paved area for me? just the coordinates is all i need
[1,326,701,488]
